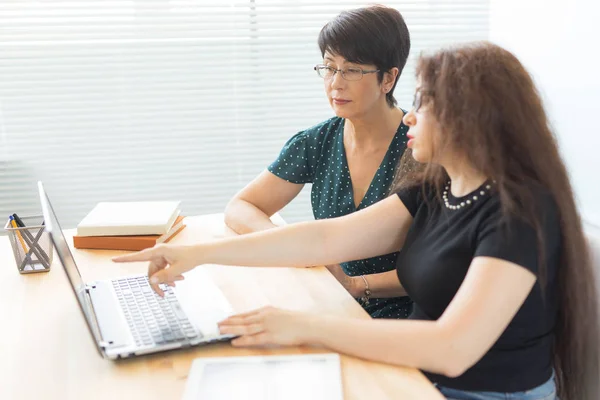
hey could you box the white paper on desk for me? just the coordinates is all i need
[183,353,344,400]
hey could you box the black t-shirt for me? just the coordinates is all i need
[395,181,560,392]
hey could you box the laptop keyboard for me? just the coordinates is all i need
[112,276,199,347]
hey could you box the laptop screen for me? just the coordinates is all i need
[38,181,103,355]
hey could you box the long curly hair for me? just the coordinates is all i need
[392,41,599,399]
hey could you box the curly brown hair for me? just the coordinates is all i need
[393,41,599,399]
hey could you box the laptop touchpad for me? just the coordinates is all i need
[172,268,233,337]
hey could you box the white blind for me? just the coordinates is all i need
[0,1,490,229]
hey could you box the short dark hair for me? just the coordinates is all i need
[318,5,411,108]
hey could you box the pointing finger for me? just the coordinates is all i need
[112,247,159,263]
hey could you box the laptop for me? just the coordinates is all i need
[38,181,235,359]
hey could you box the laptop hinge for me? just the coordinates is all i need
[84,284,108,349]
[86,281,131,349]
[84,284,96,292]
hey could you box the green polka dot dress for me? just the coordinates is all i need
[268,116,413,319]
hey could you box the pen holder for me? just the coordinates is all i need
[4,215,53,274]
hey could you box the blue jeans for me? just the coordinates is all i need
[436,373,557,400]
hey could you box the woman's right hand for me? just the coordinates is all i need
[112,244,197,296]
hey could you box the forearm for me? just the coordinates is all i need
[363,270,407,298]
[340,269,407,298]
[307,315,457,377]
[194,220,341,268]
[214,195,411,270]
[224,199,278,234]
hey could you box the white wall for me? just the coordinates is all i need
[490,0,600,226]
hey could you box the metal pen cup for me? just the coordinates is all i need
[4,215,53,274]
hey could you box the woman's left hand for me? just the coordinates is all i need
[218,306,318,347]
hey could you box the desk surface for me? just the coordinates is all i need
[0,214,442,400]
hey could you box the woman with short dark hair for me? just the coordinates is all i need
[224,5,413,319]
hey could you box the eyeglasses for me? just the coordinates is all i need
[412,90,434,111]
[314,64,380,81]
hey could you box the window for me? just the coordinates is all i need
[0,1,490,228]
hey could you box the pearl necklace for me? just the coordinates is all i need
[443,181,493,210]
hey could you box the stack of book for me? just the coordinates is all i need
[73,201,186,251]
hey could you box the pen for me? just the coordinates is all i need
[9,215,29,255]
[12,213,50,264]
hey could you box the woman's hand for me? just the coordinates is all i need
[112,244,198,296]
[218,306,319,347]
[326,264,362,298]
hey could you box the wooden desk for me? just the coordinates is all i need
[0,214,442,400]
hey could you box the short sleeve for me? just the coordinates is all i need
[474,210,540,274]
[395,184,428,217]
[267,130,321,184]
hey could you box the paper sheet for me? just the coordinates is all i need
[185,354,343,400]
